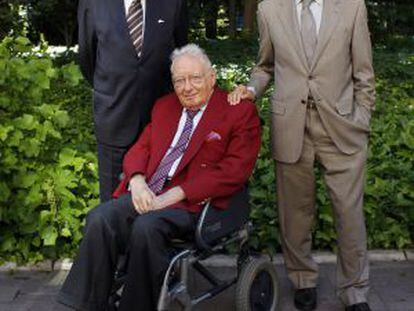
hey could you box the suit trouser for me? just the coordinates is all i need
[97,143,129,203]
[57,194,197,311]
[276,106,369,306]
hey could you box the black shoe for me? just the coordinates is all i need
[345,302,371,311]
[294,287,317,311]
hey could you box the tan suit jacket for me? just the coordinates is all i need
[249,0,375,163]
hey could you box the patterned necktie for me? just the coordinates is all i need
[300,0,317,66]
[148,110,200,194]
[126,0,144,56]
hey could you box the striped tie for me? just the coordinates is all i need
[148,110,200,194]
[127,0,144,56]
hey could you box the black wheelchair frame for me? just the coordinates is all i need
[109,189,279,311]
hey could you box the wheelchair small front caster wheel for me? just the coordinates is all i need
[235,257,279,311]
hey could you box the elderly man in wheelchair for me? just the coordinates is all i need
[57,44,279,311]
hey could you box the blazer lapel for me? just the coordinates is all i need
[138,0,158,62]
[275,0,309,71]
[310,0,340,70]
[172,89,224,177]
[149,97,182,176]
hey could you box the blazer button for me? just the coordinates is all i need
[308,75,314,80]
[301,99,306,104]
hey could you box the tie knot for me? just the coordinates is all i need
[129,0,142,11]
[302,0,313,8]
[186,109,199,120]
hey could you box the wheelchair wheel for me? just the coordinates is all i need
[235,257,279,311]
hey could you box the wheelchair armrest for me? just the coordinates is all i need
[194,187,250,252]
[195,201,214,252]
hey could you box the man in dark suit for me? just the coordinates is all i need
[78,0,188,202]
[57,44,261,311]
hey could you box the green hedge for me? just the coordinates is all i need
[204,39,414,253]
[0,37,99,263]
[0,36,413,264]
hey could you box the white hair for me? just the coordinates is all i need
[170,44,212,71]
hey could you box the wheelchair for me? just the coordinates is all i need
[108,188,280,311]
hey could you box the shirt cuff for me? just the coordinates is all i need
[246,86,256,96]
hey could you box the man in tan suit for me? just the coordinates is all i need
[229,0,375,310]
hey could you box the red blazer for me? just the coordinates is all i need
[113,87,261,213]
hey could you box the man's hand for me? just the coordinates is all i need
[227,85,255,105]
[153,186,186,210]
[129,174,155,214]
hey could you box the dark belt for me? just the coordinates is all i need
[307,94,317,109]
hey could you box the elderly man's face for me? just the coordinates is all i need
[171,54,216,110]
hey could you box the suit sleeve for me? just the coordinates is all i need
[180,104,261,204]
[78,0,97,86]
[174,0,188,48]
[122,123,152,182]
[351,0,375,121]
[248,5,274,98]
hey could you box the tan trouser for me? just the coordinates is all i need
[276,106,369,306]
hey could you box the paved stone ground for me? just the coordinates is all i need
[0,261,413,311]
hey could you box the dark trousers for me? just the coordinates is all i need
[97,143,129,203]
[57,194,197,311]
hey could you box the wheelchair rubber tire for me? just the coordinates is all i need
[235,257,279,311]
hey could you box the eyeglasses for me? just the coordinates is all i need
[172,73,206,89]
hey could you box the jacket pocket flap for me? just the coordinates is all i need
[335,99,353,115]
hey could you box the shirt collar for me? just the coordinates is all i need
[184,103,207,115]
[296,0,323,6]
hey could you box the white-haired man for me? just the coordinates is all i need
[57,44,261,311]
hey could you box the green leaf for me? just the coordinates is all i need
[14,114,37,130]
[41,226,58,246]
[24,184,44,207]
[61,227,72,237]
[0,182,11,202]
[58,148,77,168]
[0,125,13,141]
[19,138,41,157]
[8,129,24,147]
[61,63,82,86]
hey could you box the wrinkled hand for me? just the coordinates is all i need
[129,174,155,214]
[227,85,255,105]
[153,186,186,210]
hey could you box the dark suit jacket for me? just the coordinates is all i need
[78,0,188,147]
[113,87,261,213]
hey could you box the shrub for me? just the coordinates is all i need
[0,37,412,264]
[0,36,99,264]
[203,39,414,253]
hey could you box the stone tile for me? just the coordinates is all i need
[405,249,414,261]
[369,250,406,261]
[0,284,20,303]
[1,259,413,311]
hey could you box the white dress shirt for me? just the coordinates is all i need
[124,0,146,48]
[296,0,323,35]
[166,105,207,177]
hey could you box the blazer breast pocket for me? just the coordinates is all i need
[270,100,286,115]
